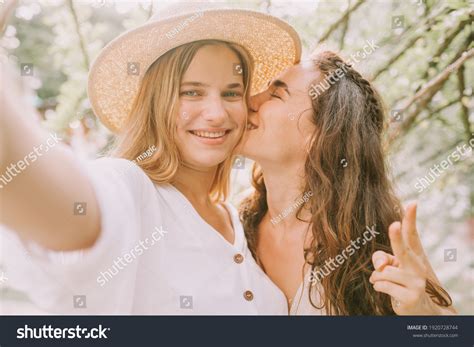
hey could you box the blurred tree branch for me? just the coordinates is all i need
[371,7,463,81]
[394,138,465,182]
[457,64,472,142]
[419,11,473,82]
[388,46,474,145]
[411,98,459,129]
[389,18,472,112]
[339,0,351,50]
[148,1,154,19]
[66,0,90,70]
[372,33,423,80]
[318,0,365,43]
[374,4,448,53]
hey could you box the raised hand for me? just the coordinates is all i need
[369,203,453,315]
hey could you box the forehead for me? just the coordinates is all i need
[184,45,241,79]
[275,63,321,94]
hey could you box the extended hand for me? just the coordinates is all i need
[369,203,442,315]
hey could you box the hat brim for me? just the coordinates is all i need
[88,8,301,133]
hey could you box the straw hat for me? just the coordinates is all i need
[87,2,301,133]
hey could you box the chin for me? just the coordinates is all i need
[188,152,230,168]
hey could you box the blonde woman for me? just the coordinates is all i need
[0,4,300,314]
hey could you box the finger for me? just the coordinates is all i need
[372,280,412,303]
[401,202,423,254]
[389,221,422,271]
[372,250,399,271]
[388,222,408,263]
[370,266,412,287]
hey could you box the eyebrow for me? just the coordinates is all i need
[268,79,291,96]
[181,82,243,89]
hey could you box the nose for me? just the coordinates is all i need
[202,96,227,124]
[248,91,268,113]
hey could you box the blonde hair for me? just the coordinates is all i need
[113,40,252,202]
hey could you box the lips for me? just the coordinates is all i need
[187,128,233,145]
[189,129,231,139]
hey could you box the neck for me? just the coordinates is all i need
[260,161,311,230]
[172,163,217,206]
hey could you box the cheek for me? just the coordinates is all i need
[262,104,293,135]
[228,103,247,128]
[176,103,197,131]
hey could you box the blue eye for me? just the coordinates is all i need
[181,90,199,97]
[224,91,242,98]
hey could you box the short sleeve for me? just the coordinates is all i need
[1,158,150,314]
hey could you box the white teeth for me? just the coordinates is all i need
[246,123,257,130]
[191,130,227,138]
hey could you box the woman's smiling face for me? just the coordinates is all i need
[239,63,319,166]
[175,44,247,169]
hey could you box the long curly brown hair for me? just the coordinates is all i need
[240,51,452,315]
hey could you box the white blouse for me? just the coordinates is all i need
[1,158,287,315]
[289,270,326,315]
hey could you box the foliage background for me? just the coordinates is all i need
[0,0,472,314]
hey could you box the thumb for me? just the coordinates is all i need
[372,250,398,271]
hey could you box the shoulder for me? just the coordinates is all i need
[87,157,139,175]
[86,157,151,183]
[84,157,155,202]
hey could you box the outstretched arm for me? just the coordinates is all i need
[0,61,101,251]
